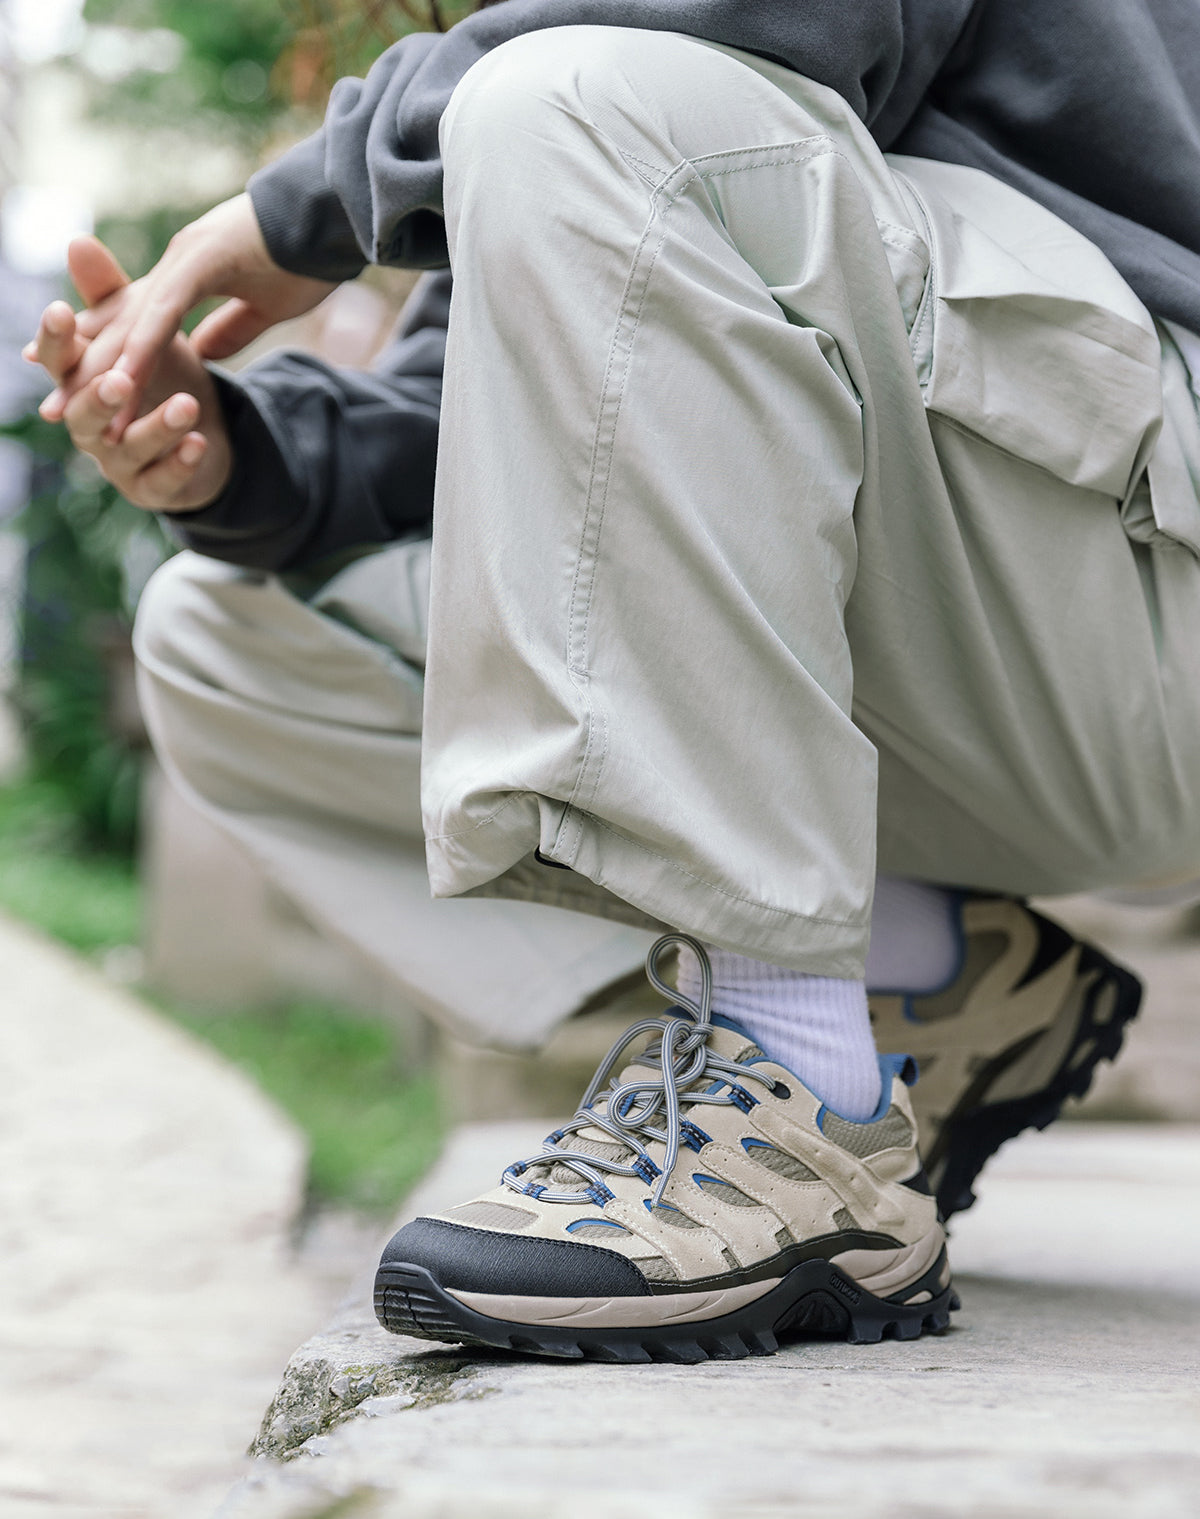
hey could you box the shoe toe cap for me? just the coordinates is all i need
[381,1217,653,1298]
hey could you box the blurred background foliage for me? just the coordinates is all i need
[1,0,490,1203]
[10,0,482,854]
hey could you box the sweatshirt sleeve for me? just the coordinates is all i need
[170,272,449,572]
[249,0,974,278]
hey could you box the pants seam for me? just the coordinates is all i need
[555,140,855,869]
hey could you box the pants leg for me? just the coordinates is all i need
[133,546,653,1050]
[426,29,931,975]
[425,26,1200,969]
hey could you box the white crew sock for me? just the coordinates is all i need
[864,876,961,994]
[676,944,882,1121]
[673,880,962,1122]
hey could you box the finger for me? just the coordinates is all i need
[68,236,131,309]
[61,369,134,448]
[189,298,272,361]
[132,432,209,510]
[113,276,195,388]
[113,392,201,467]
[76,287,130,340]
[33,302,86,392]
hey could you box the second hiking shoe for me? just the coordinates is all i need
[869,895,1143,1220]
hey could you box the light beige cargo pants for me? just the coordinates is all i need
[135,28,1200,1048]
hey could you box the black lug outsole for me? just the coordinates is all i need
[933,941,1143,1221]
[374,1258,959,1363]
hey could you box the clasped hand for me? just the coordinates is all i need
[25,193,336,513]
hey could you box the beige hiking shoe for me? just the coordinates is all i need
[869,895,1142,1221]
[375,934,957,1363]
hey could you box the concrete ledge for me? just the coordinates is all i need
[219,1121,1200,1519]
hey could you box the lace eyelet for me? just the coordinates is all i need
[771,1081,791,1100]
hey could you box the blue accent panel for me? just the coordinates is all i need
[681,1121,711,1152]
[879,1050,920,1090]
[566,1217,628,1234]
[727,1084,758,1114]
[741,1138,773,1152]
[818,1053,915,1129]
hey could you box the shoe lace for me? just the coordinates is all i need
[501,933,782,1209]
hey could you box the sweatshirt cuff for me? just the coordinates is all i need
[165,370,307,565]
[248,131,368,282]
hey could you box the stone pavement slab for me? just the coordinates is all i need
[219,1120,1200,1519]
[0,911,337,1519]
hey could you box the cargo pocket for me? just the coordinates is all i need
[887,156,1200,556]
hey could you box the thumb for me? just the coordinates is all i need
[68,235,131,309]
[189,298,273,362]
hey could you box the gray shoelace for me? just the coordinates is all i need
[501,932,782,1209]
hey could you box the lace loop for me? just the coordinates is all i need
[501,933,776,1207]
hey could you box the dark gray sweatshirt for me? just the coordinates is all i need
[177,0,1200,571]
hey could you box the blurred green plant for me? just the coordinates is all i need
[174,1001,443,1209]
[0,777,140,950]
[81,0,297,140]
[78,0,481,133]
[2,408,173,852]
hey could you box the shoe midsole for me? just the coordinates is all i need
[447,1276,781,1328]
[829,1226,946,1297]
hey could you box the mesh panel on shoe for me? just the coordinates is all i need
[651,1204,702,1229]
[721,1247,741,1271]
[774,1226,796,1248]
[832,1206,858,1231]
[696,1176,760,1207]
[634,1255,678,1283]
[823,1105,914,1157]
[570,1222,632,1241]
[446,1202,537,1231]
[748,1145,819,1181]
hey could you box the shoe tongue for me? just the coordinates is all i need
[547,1130,629,1188]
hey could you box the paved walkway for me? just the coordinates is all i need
[219,1119,1200,1519]
[0,912,362,1519]
[3,901,1198,1519]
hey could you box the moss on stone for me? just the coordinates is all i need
[251,1343,491,1460]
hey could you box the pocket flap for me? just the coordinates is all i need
[891,158,1163,500]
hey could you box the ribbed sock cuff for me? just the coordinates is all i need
[677,943,881,1121]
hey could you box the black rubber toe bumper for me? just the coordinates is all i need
[380,1218,654,1297]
